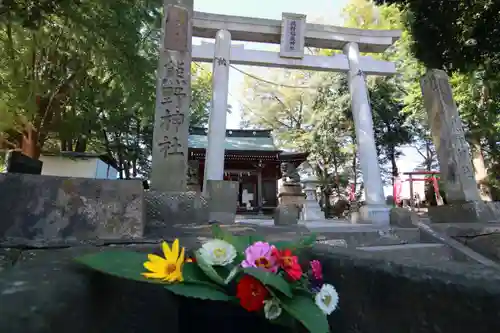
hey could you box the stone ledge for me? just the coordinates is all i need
[0,174,144,241]
[428,201,500,223]
[144,191,208,227]
[0,245,288,333]
[307,245,500,333]
[1,241,499,333]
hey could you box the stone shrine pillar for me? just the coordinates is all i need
[344,42,390,226]
[421,70,480,202]
[421,69,498,223]
[301,175,323,221]
[150,0,193,192]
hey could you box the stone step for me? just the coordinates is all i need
[356,243,453,262]
[316,228,424,248]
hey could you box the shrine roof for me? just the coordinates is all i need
[188,127,277,151]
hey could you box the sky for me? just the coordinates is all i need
[192,0,424,195]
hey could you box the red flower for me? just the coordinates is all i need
[236,275,269,312]
[273,248,303,281]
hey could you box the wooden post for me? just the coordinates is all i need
[408,174,414,211]
[257,168,263,214]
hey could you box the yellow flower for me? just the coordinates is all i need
[142,239,185,283]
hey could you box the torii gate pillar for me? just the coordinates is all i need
[344,42,389,225]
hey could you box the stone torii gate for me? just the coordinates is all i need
[150,0,401,226]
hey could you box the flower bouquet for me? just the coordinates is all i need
[76,225,338,333]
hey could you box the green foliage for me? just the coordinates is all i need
[0,1,213,177]
[373,0,500,75]
[190,64,214,127]
[280,295,330,333]
[75,250,233,302]
[75,251,216,287]
[210,224,316,256]
[240,69,315,150]
[164,283,233,302]
[75,250,163,284]
[76,229,334,333]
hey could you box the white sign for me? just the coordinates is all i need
[279,12,306,59]
[241,189,254,210]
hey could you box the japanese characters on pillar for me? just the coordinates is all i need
[279,13,306,59]
[158,60,188,158]
[421,69,480,202]
[151,2,192,192]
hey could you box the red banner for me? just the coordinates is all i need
[393,177,403,205]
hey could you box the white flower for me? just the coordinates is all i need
[314,284,339,315]
[198,239,237,266]
[264,299,282,320]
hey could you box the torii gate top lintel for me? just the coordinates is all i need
[193,11,402,53]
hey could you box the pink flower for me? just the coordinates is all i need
[241,242,278,273]
[310,260,323,280]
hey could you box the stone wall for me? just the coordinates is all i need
[0,174,144,243]
[432,223,500,263]
[144,190,208,228]
[308,245,500,333]
[1,243,499,333]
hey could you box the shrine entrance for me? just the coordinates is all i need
[224,170,257,211]
[151,1,402,225]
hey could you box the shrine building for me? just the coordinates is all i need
[187,127,308,214]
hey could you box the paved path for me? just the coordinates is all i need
[235,217,393,232]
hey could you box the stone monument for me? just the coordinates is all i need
[150,0,193,192]
[274,162,305,225]
[421,69,500,223]
[301,174,323,221]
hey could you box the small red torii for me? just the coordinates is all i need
[394,170,443,210]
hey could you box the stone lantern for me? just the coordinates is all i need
[301,174,323,221]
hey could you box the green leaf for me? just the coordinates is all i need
[195,250,226,285]
[270,311,297,328]
[224,266,240,284]
[273,241,295,251]
[273,233,317,253]
[164,283,233,301]
[242,267,292,298]
[211,224,226,239]
[75,250,161,284]
[182,262,217,285]
[246,234,266,245]
[281,295,330,333]
[298,233,317,248]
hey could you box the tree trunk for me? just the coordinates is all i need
[425,140,432,171]
[471,138,491,201]
[388,147,398,184]
[74,137,87,152]
[20,125,41,159]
